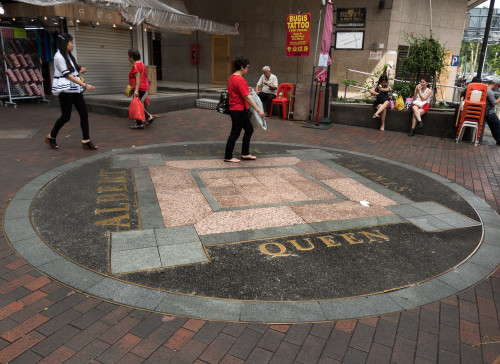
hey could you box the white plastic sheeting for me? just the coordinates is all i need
[14,0,239,35]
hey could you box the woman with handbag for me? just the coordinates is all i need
[128,49,154,129]
[46,33,97,150]
[370,75,392,131]
[224,56,265,163]
[408,76,432,137]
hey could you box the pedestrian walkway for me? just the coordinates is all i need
[0,103,499,363]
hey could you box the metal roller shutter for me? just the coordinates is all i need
[74,26,132,94]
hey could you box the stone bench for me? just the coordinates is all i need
[330,102,455,138]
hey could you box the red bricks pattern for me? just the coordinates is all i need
[0,105,499,362]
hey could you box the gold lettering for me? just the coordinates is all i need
[340,233,364,245]
[95,203,129,214]
[97,193,128,203]
[99,176,127,184]
[288,238,315,251]
[98,184,127,193]
[260,243,290,257]
[360,230,389,242]
[95,213,130,227]
[317,235,341,247]
[99,170,126,176]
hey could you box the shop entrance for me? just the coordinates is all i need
[211,36,230,84]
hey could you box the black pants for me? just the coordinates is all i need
[135,90,152,125]
[51,92,90,140]
[225,109,254,159]
[485,113,500,142]
[258,92,276,114]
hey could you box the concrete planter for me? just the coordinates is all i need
[330,102,455,138]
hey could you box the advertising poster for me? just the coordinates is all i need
[286,13,311,57]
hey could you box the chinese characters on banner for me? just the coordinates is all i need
[286,13,311,57]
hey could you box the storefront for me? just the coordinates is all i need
[1,2,135,95]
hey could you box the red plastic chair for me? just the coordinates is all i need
[270,83,293,119]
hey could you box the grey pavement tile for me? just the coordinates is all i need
[412,201,452,215]
[9,186,40,201]
[86,279,166,311]
[111,247,161,274]
[111,229,157,251]
[483,225,500,247]
[154,226,200,246]
[468,244,500,270]
[199,224,316,245]
[406,215,454,232]
[437,261,493,291]
[320,294,404,320]
[10,238,62,267]
[386,279,458,310]
[478,210,500,227]
[138,153,165,166]
[112,155,139,168]
[3,199,32,220]
[240,301,327,323]
[38,258,105,291]
[387,204,429,218]
[158,241,208,267]
[3,217,39,243]
[433,212,481,228]
[156,293,241,321]
[463,194,495,211]
[138,212,165,230]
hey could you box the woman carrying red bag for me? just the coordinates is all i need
[128,49,154,129]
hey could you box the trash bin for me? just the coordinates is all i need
[146,65,157,95]
[331,83,339,101]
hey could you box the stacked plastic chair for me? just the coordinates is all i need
[456,83,487,146]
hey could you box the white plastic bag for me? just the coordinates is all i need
[248,89,268,130]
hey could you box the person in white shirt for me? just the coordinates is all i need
[46,33,97,150]
[255,66,278,117]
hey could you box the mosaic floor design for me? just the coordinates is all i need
[5,142,500,322]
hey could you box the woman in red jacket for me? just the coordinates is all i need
[224,56,265,163]
[128,49,154,129]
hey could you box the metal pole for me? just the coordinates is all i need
[196,30,200,99]
[308,4,324,121]
[477,0,495,79]
[319,44,333,125]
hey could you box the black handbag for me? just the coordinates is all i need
[216,90,229,114]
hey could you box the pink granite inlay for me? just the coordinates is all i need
[194,206,305,235]
[297,160,347,180]
[290,201,394,223]
[164,157,301,169]
[323,178,397,206]
[198,167,336,208]
[150,166,212,226]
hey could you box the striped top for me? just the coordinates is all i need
[51,51,83,94]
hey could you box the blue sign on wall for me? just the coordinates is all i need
[451,55,459,67]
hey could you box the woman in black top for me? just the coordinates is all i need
[370,75,392,131]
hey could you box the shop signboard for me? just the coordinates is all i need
[336,8,366,28]
[286,13,311,57]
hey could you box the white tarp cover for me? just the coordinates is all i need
[14,0,239,35]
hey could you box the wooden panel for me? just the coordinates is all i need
[75,26,132,94]
[212,36,230,84]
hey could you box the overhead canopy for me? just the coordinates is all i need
[13,0,239,35]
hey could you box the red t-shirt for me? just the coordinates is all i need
[228,74,249,111]
[129,61,149,91]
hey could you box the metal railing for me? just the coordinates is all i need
[343,69,465,103]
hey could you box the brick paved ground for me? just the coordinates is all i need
[0,103,499,363]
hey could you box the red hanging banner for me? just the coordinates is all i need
[286,13,311,57]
